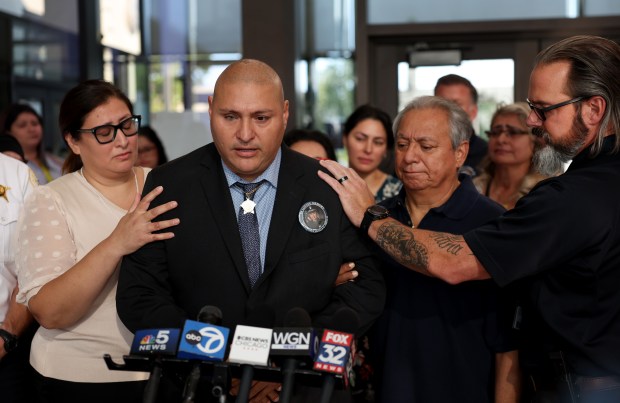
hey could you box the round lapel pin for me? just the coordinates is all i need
[299,201,328,233]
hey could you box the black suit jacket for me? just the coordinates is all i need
[117,144,385,334]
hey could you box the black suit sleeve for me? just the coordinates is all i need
[116,172,187,332]
[311,204,386,336]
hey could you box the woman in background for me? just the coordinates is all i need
[2,104,63,184]
[15,80,178,403]
[342,105,401,202]
[136,125,168,168]
[283,128,337,160]
[474,102,562,209]
[0,134,26,162]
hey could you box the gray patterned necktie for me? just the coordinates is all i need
[236,181,264,288]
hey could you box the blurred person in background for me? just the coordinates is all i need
[0,134,27,162]
[136,125,168,168]
[2,104,63,184]
[474,102,563,209]
[15,80,179,403]
[434,74,488,176]
[343,105,402,202]
[283,128,337,160]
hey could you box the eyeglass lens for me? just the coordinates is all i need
[94,117,140,143]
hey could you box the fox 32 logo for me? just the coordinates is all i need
[185,326,227,355]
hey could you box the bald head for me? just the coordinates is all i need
[213,59,284,102]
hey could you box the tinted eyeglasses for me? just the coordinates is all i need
[526,97,585,122]
[75,115,141,145]
[485,125,530,138]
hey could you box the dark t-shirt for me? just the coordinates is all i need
[464,135,620,377]
[373,175,517,403]
[463,132,488,176]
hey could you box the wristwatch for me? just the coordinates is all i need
[360,205,390,234]
[0,328,18,353]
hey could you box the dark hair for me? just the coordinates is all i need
[533,35,620,156]
[434,74,478,104]
[59,79,134,173]
[138,125,168,165]
[283,129,337,161]
[1,103,45,163]
[343,104,394,149]
[2,103,43,133]
[0,134,26,162]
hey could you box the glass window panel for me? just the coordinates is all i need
[148,0,241,56]
[368,0,577,24]
[195,0,242,54]
[584,0,620,16]
[149,0,188,55]
[314,0,355,53]
[1,0,78,33]
[12,19,79,82]
[312,57,355,154]
[398,59,515,136]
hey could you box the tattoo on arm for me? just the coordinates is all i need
[376,222,429,272]
[429,233,465,255]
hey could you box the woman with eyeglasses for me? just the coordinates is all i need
[14,80,179,402]
[474,102,563,209]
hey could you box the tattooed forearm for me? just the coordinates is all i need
[429,232,465,255]
[376,222,429,272]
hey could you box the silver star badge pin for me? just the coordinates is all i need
[241,199,256,214]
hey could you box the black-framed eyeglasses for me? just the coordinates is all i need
[484,125,530,138]
[75,115,141,144]
[526,97,585,122]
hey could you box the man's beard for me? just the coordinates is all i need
[532,113,589,176]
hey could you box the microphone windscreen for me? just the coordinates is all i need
[330,307,360,335]
[197,305,223,325]
[283,307,312,327]
[245,304,275,328]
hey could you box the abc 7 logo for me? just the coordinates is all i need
[185,327,225,354]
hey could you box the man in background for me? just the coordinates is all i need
[435,74,488,175]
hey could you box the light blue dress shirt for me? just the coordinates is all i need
[222,149,281,273]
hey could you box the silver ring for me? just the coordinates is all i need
[338,175,349,184]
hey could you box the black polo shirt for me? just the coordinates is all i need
[464,135,620,377]
[373,174,517,403]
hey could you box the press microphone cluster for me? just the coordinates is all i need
[129,328,181,403]
[114,305,359,403]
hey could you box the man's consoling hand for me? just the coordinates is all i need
[317,160,375,227]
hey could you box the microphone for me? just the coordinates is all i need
[178,306,230,403]
[270,307,320,403]
[228,307,275,403]
[313,307,359,403]
[129,328,181,403]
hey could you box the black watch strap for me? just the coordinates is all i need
[0,328,18,353]
[360,205,389,234]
